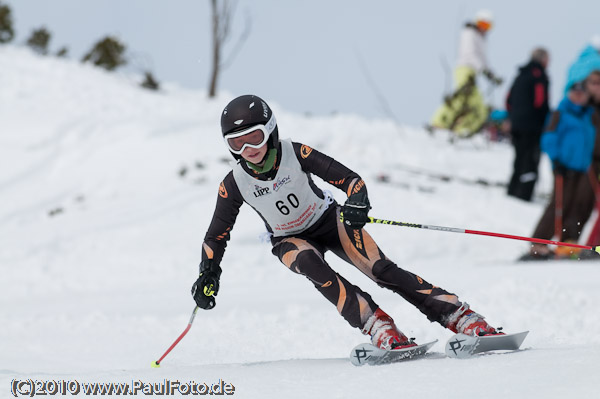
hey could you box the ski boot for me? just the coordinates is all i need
[362,308,416,350]
[446,303,501,337]
[519,243,554,261]
[554,241,581,260]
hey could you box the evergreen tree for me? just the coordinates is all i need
[56,47,69,58]
[81,36,127,71]
[0,1,15,43]
[140,71,160,91]
[26,27,51,55]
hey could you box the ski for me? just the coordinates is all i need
[445,331,529,359]
[350,340,437,366]
[517,252,600,262]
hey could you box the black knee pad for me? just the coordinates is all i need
[294,250,329,277]
[371,259,397,278]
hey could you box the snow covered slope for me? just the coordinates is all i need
[1,46,598,398]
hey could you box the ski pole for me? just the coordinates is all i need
[151,306,199,368]
[367,216,600,254]
[554,174,564,240]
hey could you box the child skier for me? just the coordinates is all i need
[429,10,503,137]
[192,95,500,350]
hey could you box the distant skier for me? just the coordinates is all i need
[430,9,503,137]
[192,94,502,351]
[506,48,550,202]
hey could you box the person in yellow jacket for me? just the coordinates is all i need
[430,10,503,137]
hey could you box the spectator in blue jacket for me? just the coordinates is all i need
[525,81,598,259]
[542,82,596,172]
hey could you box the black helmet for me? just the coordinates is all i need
[221,95,279,159]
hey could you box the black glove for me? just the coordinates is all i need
[553,161,568,176]
[341,191,371,229]
[483,69,503,86]
[444,94,454,106]
[191,259,222,309]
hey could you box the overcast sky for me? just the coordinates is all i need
[5,0,600,125]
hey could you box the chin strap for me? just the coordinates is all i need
[246,148,277,173]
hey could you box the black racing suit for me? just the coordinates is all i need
[201,142,464,331]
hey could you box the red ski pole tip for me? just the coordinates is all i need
[151,361,160,368]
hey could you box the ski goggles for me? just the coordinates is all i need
[224,114,277,155]
[476,20,492,31]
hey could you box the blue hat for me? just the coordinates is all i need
[564,45,600,94]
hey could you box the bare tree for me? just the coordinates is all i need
[208,0,251,98]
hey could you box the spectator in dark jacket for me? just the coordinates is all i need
[506,48,550,201]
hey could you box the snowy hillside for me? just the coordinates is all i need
[1,46,599,398]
